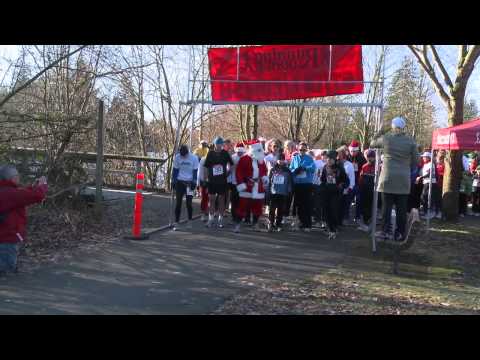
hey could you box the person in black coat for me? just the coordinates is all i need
[320,150,349,240]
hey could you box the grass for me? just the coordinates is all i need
[215,217,480,315]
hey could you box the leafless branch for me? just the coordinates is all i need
[429,45,453,90]
[0,45,88,109]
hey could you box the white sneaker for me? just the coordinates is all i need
[328,231,336,240]
[303,227,311,233]
[435,213,442,219]
[252,223,262,232]
[234,224,241,233]
[217,217,224,228]
[357,223,370,232]
[173,222,179,231]
[267,222,274,232]
[424,212,435,220]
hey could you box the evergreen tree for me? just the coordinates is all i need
[464,98,478,121]
[384,57,435,147]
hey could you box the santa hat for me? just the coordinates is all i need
[349,140,360,152]
[245,139,263,152]
[235,142,246,153]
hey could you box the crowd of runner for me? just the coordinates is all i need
[171,117,480,241]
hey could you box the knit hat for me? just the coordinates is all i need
[422,152,432,158]
[392,117,406,129]
[326,150,337,160]
[234,142,246,153]
[349,140,360,152]
[213,136,224,145]
[0,165,19,181]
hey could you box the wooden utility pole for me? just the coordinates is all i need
[95,100,105,216]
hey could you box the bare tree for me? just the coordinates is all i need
[408,45,480,220]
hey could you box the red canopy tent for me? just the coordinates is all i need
[426,117,480,233]
[432,117,480,150]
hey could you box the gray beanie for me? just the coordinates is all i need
[0,165,19,181]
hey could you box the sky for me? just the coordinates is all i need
[1,45,479,128]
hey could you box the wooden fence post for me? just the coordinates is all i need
[95,100,105,216]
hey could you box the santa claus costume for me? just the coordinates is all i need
[234,140,269,232]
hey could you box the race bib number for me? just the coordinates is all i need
[297,171,306,179]
[353,163,358,172]
[327,175,336,184]
[273,175,285,185]
[212,165,224,176]
[186,187,194,196]
[473,179,479,187]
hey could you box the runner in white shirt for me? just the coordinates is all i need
[337,147,355,226]
[172,145,199,230]
[263,140,282,215]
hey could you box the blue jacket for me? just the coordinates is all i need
[289,153,316,184]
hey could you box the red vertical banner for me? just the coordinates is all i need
[208,45,364,102]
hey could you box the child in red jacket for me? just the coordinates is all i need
[0,165,48,274]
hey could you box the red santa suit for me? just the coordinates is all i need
[235,140,269,219]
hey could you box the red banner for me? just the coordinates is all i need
[208,45,363,102]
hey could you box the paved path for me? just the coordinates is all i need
[0,220,368,314]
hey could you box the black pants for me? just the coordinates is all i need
[381,193,408,237]
[472,188,480,214]
[175,181,193,222]
[229,184,240,222]
[360,185,374,225]
[294,184,313,228]
[408,182,423,212]
[421,183,441,214]
[339,191,353,225]
[269,194,287,227]
[459,193,468,215]
[312,185,325,223]
[324,188,341,232]
[285,192,296,217]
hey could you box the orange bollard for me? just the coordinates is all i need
[125,172,149,240]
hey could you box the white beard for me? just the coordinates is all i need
[253,153,265,162]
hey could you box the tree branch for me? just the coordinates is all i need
[407,45,452,111]
[429,45,454,90]
[0,45,88,109]
[458,45,480,82]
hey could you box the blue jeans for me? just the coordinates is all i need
[0,244,19,273]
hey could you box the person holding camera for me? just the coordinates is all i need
[0,165,48,275]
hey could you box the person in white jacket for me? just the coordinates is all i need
[337,146,355,226]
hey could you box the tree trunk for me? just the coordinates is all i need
[245,105,252,140]
[252,105,258,139]
[442,91,465,221]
